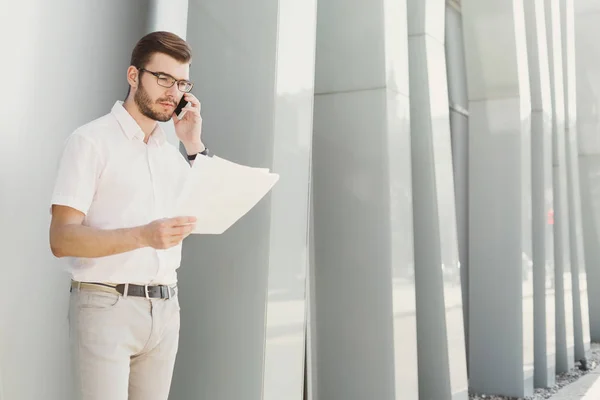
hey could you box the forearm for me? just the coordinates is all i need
[50,223,147,259]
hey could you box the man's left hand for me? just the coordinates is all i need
[173,93,205,154]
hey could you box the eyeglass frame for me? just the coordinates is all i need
[138,68,194,93]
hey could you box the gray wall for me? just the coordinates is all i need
[0,1,148,399]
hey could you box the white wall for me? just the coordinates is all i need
[0,1,148,398]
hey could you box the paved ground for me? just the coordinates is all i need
[545,342,600,400]
[548,367,600,400]
[469,343,600,400]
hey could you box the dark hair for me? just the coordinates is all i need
[130,31,192,69]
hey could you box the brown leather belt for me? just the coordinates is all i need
[71,280,177,299]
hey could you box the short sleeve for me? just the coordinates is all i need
[50,133,103,215]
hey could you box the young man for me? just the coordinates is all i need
[49,31,206,400]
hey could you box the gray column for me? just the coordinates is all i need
[172,1,314,399]
[312,0,418,399]
[462,0,535,397]
[407,0,468,399]
[560,0,592,364]
[445,2,471,366]
[545,0,576,374]
[147,0,189,148]
[524,0,556,389]
[575,0,600,343]
[263,1,317,399]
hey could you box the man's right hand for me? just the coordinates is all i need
[50,205,198,259]
[140,216,197,249]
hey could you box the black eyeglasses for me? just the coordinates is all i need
[138,68,194,93]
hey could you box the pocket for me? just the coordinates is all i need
[77,290,121,311]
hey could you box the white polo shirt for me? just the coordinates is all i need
[50,101,191,285]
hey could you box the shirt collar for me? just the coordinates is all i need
[111,101,167,145]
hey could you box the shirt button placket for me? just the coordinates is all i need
[146,141,161,282]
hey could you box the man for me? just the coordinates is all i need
[49,31,206,400]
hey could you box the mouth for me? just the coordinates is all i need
[159,102,175,109]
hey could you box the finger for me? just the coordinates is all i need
[158,218,195,238]
[184,93,201,112]
[171,221,196,231]
[160,232,184,245]
[172,108,191,120]
[171,216,197,226]
[168,233,189,247]
[166,224,195,237]
[184,93,200,106]
[181,105,201,117]
[162,238,181,249]
[162,223,195,239]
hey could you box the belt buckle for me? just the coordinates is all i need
[144,284,150,299]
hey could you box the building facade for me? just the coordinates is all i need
[1,0,600,399]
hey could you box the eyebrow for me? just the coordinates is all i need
[155,70,191,83]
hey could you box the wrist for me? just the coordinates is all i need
[183,141,205,155]
[132,225,148,248]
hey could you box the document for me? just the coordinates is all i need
[174,155,280,234]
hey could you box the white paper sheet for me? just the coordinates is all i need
[174,155,280,234]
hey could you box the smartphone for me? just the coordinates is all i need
[174,96,189,119]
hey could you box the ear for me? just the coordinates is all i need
[126,66,139,89]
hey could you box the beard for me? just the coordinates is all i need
[134,81,175,122]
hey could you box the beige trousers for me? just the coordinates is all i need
[68,286,180,400]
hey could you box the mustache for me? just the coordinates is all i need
[156,98,177,107]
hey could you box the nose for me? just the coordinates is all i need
[166,84,179,99]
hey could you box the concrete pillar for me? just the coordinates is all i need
[172,1,315,399]
[524,0,556,388]
[559,0,592,364]
[545,0,576,374]
[312,0,418,398]
[462,0,535,397]
[406,0,468,398]
[575,0,600,344]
